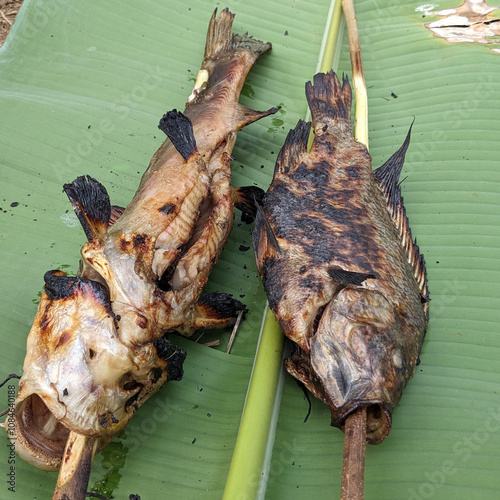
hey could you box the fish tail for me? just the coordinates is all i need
[204,8,271,60]
[187,9,272,106]
[305,71,352,136]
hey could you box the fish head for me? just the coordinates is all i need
[11,270,186,470]
[309,287,417,444]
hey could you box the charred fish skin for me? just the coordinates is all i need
[253,71,428,444]
[11,9,277,471]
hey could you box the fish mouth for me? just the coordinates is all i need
[360,404,391,445]
[13,394,70,471]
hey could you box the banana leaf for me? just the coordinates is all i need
[0,1,499,499]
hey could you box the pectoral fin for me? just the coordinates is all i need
[232,185,264,223]
[252,203,282,266]
[63,176,111,242]
[158,110,197,161]
[327,267,376,286]
[192,292,247,330]
[109,205,125,226]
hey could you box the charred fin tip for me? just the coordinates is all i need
[152,337,187,382]
[158,110,197,161]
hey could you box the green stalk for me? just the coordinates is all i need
[222,1,345,498]
[222,309,283,500]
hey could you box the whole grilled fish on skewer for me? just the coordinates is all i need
[253,71,428,445]
[8,7,278,482]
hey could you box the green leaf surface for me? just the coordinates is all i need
[1,0,499,499]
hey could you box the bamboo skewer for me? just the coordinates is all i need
[342,0,369,149]
[340,1,369,499]
[341,407,367,500]
[52,431,97,500]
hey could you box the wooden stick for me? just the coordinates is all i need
[52,431,97,500]
[340,406,367,500]
[226,309,244,354]
[340,2,369,499]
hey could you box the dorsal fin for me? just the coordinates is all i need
[275,120,311,176]
[63,175,111,242]
[158,110,197,161]
[373,122,429,314]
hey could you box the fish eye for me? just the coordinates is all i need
[392,350,405,374]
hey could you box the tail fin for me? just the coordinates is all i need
[305,71,352,135]
[204,8,234,60]
[204,8,271,61]
[187,9,272,105]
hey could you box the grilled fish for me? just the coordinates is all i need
[9,8,277,471]
[253,71,428,444]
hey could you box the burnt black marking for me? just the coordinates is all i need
[345,166,360,180]
[152,336,187,382]
[125,392,141,413]
[150,368,163,384]
[300,275,324,293]
[159,203,176,215]
[40,310,51,331]
[259,256,286,311]
[158,110,197,161]
[275,120,311,176]
[43,271,112,313]
[305,71,352,124]
[263,181,378,270]
[198,292,248,320]
[133,234,149,249]
[293,161,330,187]
[233,185,265,223]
